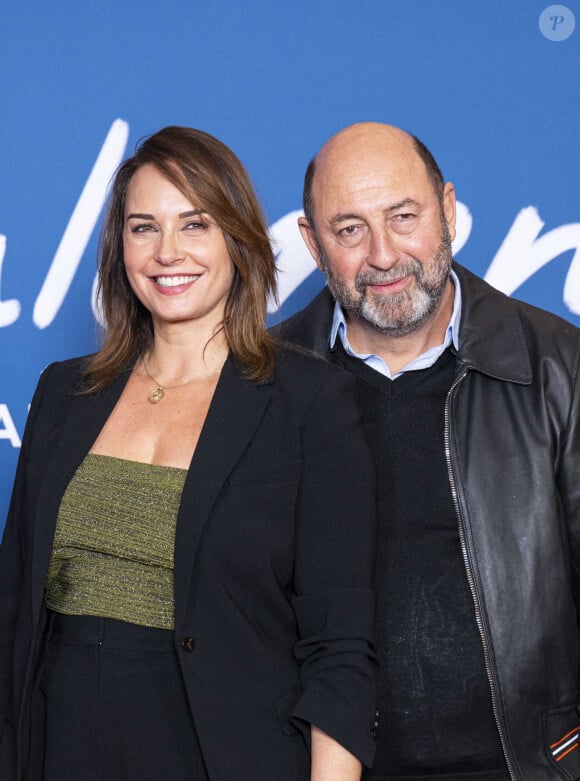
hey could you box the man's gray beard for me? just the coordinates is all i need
[321,233,453,338]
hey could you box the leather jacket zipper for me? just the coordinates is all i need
[444,367,518,781]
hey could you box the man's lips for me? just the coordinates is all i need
[366,274,410,293]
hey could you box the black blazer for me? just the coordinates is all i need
[0,347,377,780]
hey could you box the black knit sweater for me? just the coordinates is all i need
[332,344,509,780]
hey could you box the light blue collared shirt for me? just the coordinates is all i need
[329,269,462,380]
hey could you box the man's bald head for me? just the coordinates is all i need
[302,122,445,233]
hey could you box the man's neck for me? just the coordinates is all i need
[345,279,455,375]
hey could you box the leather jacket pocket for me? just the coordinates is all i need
[545,703,580,779]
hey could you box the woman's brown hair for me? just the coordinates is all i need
[84,126,277,391]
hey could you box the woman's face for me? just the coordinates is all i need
[123,164,234,333]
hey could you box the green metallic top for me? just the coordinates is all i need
[45,453,187,629]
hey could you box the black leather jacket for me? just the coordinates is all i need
[278,262,580,781]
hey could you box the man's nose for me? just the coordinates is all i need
[367,228,400,269]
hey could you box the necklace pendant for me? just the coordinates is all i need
[148,387,165,404]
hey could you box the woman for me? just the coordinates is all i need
[0,127,377,780]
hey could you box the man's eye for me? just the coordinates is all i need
[392,213,418,232]
[339,225,359,236]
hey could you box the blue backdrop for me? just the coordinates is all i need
[1,0,579,533]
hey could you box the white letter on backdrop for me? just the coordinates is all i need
[33,119,130,329]
[0,236,21,327]
[485,207,580,315]
[0,404,22,448]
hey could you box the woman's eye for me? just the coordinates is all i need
[131,223,155,234]
[184,221,206,231]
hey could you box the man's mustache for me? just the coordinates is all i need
[355,261,421,291]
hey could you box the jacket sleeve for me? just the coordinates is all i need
[289,367,378,767]
[0,364,53,767]
[560,332,580,617]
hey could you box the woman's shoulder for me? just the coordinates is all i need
[271,343,356,398]
[18,354,99,448]
[38,353,96,390]
[27,354,101,414]
[274,341,341,372]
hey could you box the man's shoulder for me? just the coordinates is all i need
[456,262,578,340]
[455,262,580,377]
[273,286,335,358]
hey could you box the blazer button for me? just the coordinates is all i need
[180,636,195,652]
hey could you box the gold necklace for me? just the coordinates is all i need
[142,358,221,404]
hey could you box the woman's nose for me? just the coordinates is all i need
[155,231,184,265]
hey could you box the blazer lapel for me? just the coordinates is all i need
[31,372,130,619]
[174,357,273,628]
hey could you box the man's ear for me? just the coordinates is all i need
[298,216,325,272]
[442,182,457,244]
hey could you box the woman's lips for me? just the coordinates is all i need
[151,274,200,294]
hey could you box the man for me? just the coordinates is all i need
[279,122,580,781]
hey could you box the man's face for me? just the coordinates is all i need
[319,221,452,337]
[300,135,456,339]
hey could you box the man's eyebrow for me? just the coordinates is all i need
[329,199,420,226]
[126,209,207,220]
[385,198,420,213]
[329,213,362,226]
